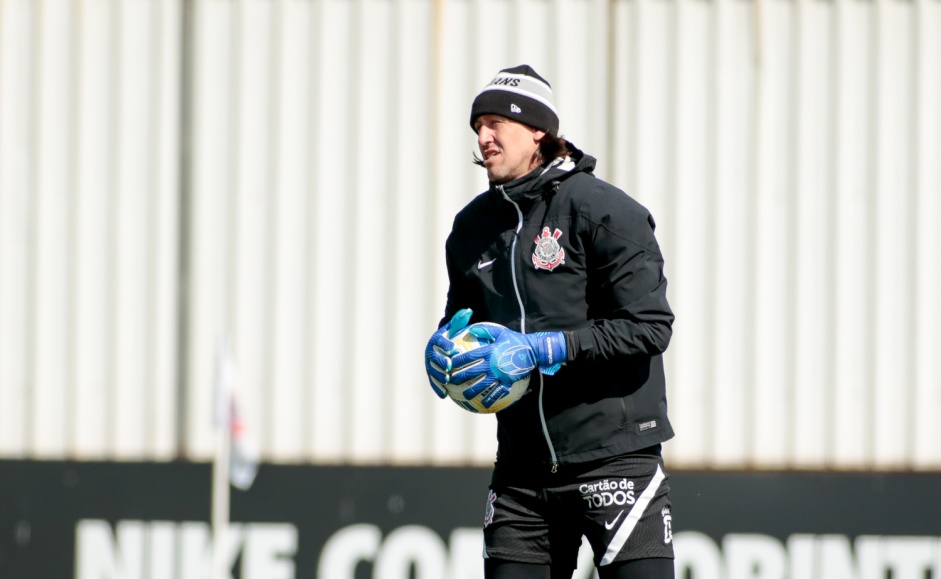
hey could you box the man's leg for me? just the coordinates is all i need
[598,557,675,579]
[570,454,674,566]
[484,558,576,579]
[484,483,581,578]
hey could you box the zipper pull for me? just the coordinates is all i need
[550,462,559,474]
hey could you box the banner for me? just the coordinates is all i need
[1,461,939,578]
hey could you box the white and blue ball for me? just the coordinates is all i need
[446,323,531,414]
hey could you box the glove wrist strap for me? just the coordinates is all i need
[527,331,567,376]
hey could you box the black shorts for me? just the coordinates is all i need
[483,452,674,570]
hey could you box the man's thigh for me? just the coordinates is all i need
[555,454,674,569]
[484,558,577,579]
[598,557,675,579]
[483,486,583,571]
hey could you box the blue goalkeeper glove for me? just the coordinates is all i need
[449,324,567,406]
[424,308,473,398]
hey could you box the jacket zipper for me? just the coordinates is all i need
[498,185,560,474]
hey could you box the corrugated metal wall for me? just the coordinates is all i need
[0,0,939,469]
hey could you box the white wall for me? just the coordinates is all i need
[0,0,939,469]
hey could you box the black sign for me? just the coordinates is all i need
[1,461,940,578]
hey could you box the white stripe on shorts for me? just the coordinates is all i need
[599,464,665,566]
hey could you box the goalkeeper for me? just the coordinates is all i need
[424,65,677,579]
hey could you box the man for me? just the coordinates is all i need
[425,65,676,579]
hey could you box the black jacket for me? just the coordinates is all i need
[441,145,675,472]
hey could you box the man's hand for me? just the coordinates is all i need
[449,324,567,407]
[423,309,473,398]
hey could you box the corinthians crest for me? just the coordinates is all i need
[532,227,565,271]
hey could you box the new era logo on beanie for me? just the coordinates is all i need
[470,65,559,134]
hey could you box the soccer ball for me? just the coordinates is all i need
[445,323,532,414]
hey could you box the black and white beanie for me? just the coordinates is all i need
[469,65,559,134]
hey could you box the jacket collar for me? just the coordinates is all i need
[487,142,595,202]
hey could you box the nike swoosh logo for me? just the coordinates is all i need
[604,510,624,530]
[477,259,496,270]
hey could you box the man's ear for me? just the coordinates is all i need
[532,129,547,144]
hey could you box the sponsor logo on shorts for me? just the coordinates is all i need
[483,490,497,527]
[604,510,625,530]
[662,507,672,544]
[580,478,636,508]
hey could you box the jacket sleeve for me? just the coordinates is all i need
[564,197,674,362]
[439,233,483,328]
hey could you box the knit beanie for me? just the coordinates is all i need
[469,65,559,134]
